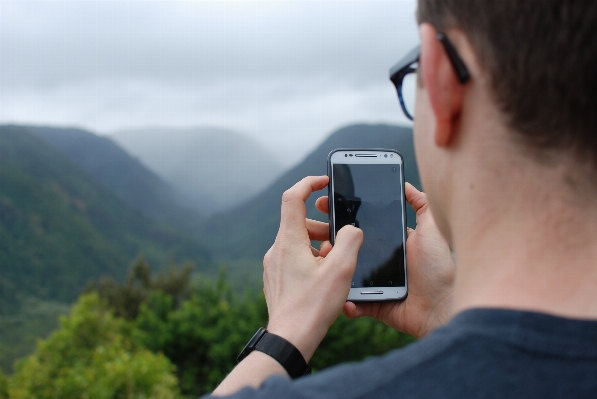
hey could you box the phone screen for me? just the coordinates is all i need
[331,161,406,289]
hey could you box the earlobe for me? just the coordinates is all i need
[419,24,464,148]
[434,118,454,147]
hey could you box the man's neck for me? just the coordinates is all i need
[450,159,597,320]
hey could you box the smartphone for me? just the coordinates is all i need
[327,148,408,302]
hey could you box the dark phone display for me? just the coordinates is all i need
[333,163,405,288]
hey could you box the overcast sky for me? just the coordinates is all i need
[1,0,418,166]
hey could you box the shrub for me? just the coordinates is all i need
[9,293,179,399]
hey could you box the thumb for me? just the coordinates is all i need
[324,225,363,276]
[343,301,379,319]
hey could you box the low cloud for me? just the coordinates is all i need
[1,0,417,166]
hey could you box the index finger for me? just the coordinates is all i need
[279,176,329,238]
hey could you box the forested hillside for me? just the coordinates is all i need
[0,125,212,308]
[26,126,205,234]
[0,125,215,372]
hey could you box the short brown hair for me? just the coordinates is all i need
[418,0,597,168]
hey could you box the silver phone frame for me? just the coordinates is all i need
[328,149,408,302]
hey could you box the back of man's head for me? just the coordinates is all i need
[418,0,597,173]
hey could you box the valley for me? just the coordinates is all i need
[0,122,418,373]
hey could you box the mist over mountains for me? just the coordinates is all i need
[110,127,285,216]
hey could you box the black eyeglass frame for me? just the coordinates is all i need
[389,33,470,121]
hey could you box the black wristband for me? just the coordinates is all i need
[237,328,311,379]
[254,332,311,378]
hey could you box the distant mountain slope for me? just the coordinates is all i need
[0,125,212,307]
[110,127,285,215]
[25,126,204,234]
[205,124,419,260]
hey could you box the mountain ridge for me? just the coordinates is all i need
[0,125,212,308]
[25,125,205,234]
[110,127,286,216]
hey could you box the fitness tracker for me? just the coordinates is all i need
[237,327,312,379]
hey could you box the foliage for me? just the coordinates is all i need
[2,260,414,398]
[89,257,194,320]
[8,293,179,399]
[0,297,69,374]
[314,314,414,371]
[132,273,268,395]
[0,371,8,399]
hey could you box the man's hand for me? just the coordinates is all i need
[316,182,455,339]
[264,175,363,362]
[213,176,362,396]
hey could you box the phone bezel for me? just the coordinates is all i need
[327,148,408,302]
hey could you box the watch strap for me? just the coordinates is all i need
[237,327,267,364]
[237,328,311,379]
[255,332,311,378]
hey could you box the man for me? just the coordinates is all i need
[210,0,597,397]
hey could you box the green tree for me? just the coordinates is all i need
[313,314,415,371]
[0,370,8,399]
[8,293,179,399]
[132,272,267,396]
[91,257,194,320]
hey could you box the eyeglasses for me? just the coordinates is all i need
[389,33,471,121]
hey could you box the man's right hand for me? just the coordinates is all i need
[316,182,456,339]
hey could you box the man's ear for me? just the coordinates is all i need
[419,23,464,148]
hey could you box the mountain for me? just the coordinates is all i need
[109,127,285,216]
[25,125,204,234]
[0,125,212,308]
[205,124,419,261]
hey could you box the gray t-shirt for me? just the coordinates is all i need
[206,308,597,398]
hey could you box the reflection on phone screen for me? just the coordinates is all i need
[333,163,405,288]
